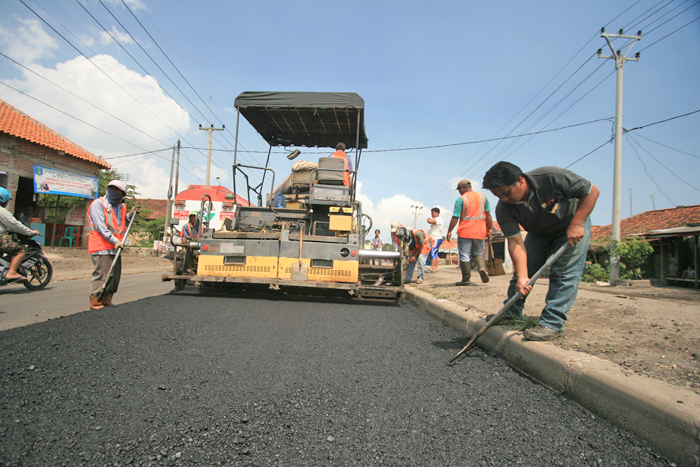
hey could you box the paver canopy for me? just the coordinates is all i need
[234,92,368,149]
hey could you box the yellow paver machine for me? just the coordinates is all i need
[163,92,406,302]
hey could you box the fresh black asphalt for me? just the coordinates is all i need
[0,294,670,466]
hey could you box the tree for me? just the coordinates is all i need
[614,237,654,279]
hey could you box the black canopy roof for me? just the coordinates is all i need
[234,92,368,149]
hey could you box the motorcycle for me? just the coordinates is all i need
[0,234,53,290]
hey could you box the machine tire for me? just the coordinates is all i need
[22,259,53,290]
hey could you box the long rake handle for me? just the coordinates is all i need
[448,242,569,365]
[97,212,137,300]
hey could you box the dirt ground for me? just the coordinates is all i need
[37,248,700,395]
[413,264,700,396]
[42,246,173,282]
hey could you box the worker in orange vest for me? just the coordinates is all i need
[446,179,493,286]
[332,142,352,188]
[87,179,138,309]
[391,221,433,284]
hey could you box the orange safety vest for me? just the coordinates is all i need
[394,228,433,257]
[457,191,487,239]
[87,197,126,253]
[332,150,350,188]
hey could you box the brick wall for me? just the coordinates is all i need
[0,133,105,248]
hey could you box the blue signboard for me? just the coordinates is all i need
[33,165,98,199]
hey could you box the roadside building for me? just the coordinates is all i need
[0,99,110,248]
[590,205,700,288]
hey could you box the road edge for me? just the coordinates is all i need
[406,286,700,467]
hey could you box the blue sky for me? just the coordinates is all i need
[1,0,698,237]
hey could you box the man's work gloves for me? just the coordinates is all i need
[128,206,141,216]
[114,240,124,249]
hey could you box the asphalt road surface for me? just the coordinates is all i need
[0,272,173,330]
[0,292,669,466]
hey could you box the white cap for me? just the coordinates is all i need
[390,221,400,233]
[107,180,128,194]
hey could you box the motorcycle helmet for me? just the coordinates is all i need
[0,187,11,205]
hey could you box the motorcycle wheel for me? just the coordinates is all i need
[23,258,53,290]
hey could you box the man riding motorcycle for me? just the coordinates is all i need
[0,187,40,283]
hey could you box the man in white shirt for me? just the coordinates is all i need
[370,229,383,265]
[425,207,443,272]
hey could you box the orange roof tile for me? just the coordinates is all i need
[591,205,700,242]
[0,99,110,169]
[133,198,168,220]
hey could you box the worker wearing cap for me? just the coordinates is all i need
[87,179,138,310]
[446,179,493,286]
[391,220,432,284]
[482,162,598,341]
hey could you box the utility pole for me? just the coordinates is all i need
[174,140,180,197]
[628,188,633,216]
[598,27,641,286]
[410,205,423,229]
[199,124,224,185]
[650,193,656,210]
[163,145,176,241]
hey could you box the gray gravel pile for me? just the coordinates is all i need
[0,295,670,466]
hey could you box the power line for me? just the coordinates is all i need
[365,118,611,153]
[630,133,700,159]
[0,51,172,147]
[626,133,675,206]
[627,134,700,193]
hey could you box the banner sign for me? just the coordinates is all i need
[64,206,87,226]
[173,210,190,220]
[33,165,98,199]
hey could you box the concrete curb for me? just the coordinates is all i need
[406,287,700,467]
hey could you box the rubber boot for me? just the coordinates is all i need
[101,293,114,307]
[89,296,104,310]
[475,254,490,283]
[455,261,472,286]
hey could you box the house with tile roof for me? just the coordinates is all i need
[1,99,111,247]
[590,205,700,287]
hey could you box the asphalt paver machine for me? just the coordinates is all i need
[163,92,405,302]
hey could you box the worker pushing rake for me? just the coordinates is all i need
[449,161,599,364]
[88,179,140,310]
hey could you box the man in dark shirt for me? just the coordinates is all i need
[482,162,599,341]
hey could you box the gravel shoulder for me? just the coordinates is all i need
[414,265,700,395]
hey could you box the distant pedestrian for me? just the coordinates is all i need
[370,229,383,265]
[482,162,599,341]
[445,179,493,286]
[425,207,443,272]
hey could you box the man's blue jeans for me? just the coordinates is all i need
[405,256,425,282]
[457,237,485,262]
[504,218,591,331]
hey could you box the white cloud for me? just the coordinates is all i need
[1,17,192,200]
[99,27,136,46]
[0,17,57,64]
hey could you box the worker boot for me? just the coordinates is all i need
[455,261,472,286]
[89,296,104,310]
[475,254,490,283]
[101,294,114,307]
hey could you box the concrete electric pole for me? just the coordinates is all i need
[410,205,424,229]
[598,27,641,285]
[199,123,224,185]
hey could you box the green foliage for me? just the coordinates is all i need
[613,237,654,279]
[583,237,654,282]
[583,261,609,283]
